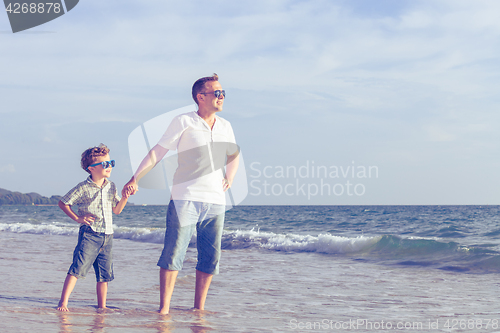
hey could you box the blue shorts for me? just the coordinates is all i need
[68,225,114,282]
[157,200,225,275]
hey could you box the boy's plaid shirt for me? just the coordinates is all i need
[61,176,120,234]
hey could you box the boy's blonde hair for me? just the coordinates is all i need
[81,144,110,174]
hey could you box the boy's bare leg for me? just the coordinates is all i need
[159,268,178,314]
[96,282,108,309]
[194,270,213,310]
[57,274,78,312]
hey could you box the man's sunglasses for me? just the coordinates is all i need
[87,160,115,170]
[200,90,225,99]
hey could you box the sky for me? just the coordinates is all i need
[1,0,500,205]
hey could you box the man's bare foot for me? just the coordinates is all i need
[158,308,169,315]
[97,307,113,314]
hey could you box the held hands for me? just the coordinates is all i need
[122,179,139,198]
[122,187,132,199]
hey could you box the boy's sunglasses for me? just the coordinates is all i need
[87,160,115,170]
[200,90,225,99]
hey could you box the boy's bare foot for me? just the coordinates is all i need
[57,301,69,312]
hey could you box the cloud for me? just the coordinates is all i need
[2,0,500,204]
[424,124,456,142]
[0,164,16,173]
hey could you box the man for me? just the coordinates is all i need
[123,74,239,314]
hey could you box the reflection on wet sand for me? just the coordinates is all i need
[56,311,72,333]
[189,308,214,333]
[56,307,214,333]
[154,309,214,333]
[57,309,108,333]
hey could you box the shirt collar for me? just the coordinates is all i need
[194,111,218,130]
[86,175,109,188]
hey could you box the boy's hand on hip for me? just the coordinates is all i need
[76,214,95,226]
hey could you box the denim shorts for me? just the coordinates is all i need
[157,200,225,275]
[68,225,114,282]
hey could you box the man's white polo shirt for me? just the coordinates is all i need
[157,111,238,205]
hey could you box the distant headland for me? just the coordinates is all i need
[0,188,62,205]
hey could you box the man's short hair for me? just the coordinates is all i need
[192,73,219,105]
[81,143,110,174]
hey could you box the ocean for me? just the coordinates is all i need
[1,204,500,332]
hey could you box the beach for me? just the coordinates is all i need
[1,205,500,332]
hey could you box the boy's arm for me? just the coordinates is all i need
[112,195,129,215]
[58,200,95,226]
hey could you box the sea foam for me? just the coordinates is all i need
[221,229,381,254]
[2,222,498,272]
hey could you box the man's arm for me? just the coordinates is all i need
[122,144,169,196]
[223,152,240,192]
[58,200,95,226]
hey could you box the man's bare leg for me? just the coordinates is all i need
[194,270,213,310]
[159,268,178,314]
[57,274,78,312]
[96,282,108,309]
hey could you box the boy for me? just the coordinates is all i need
[57,144,129,312]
